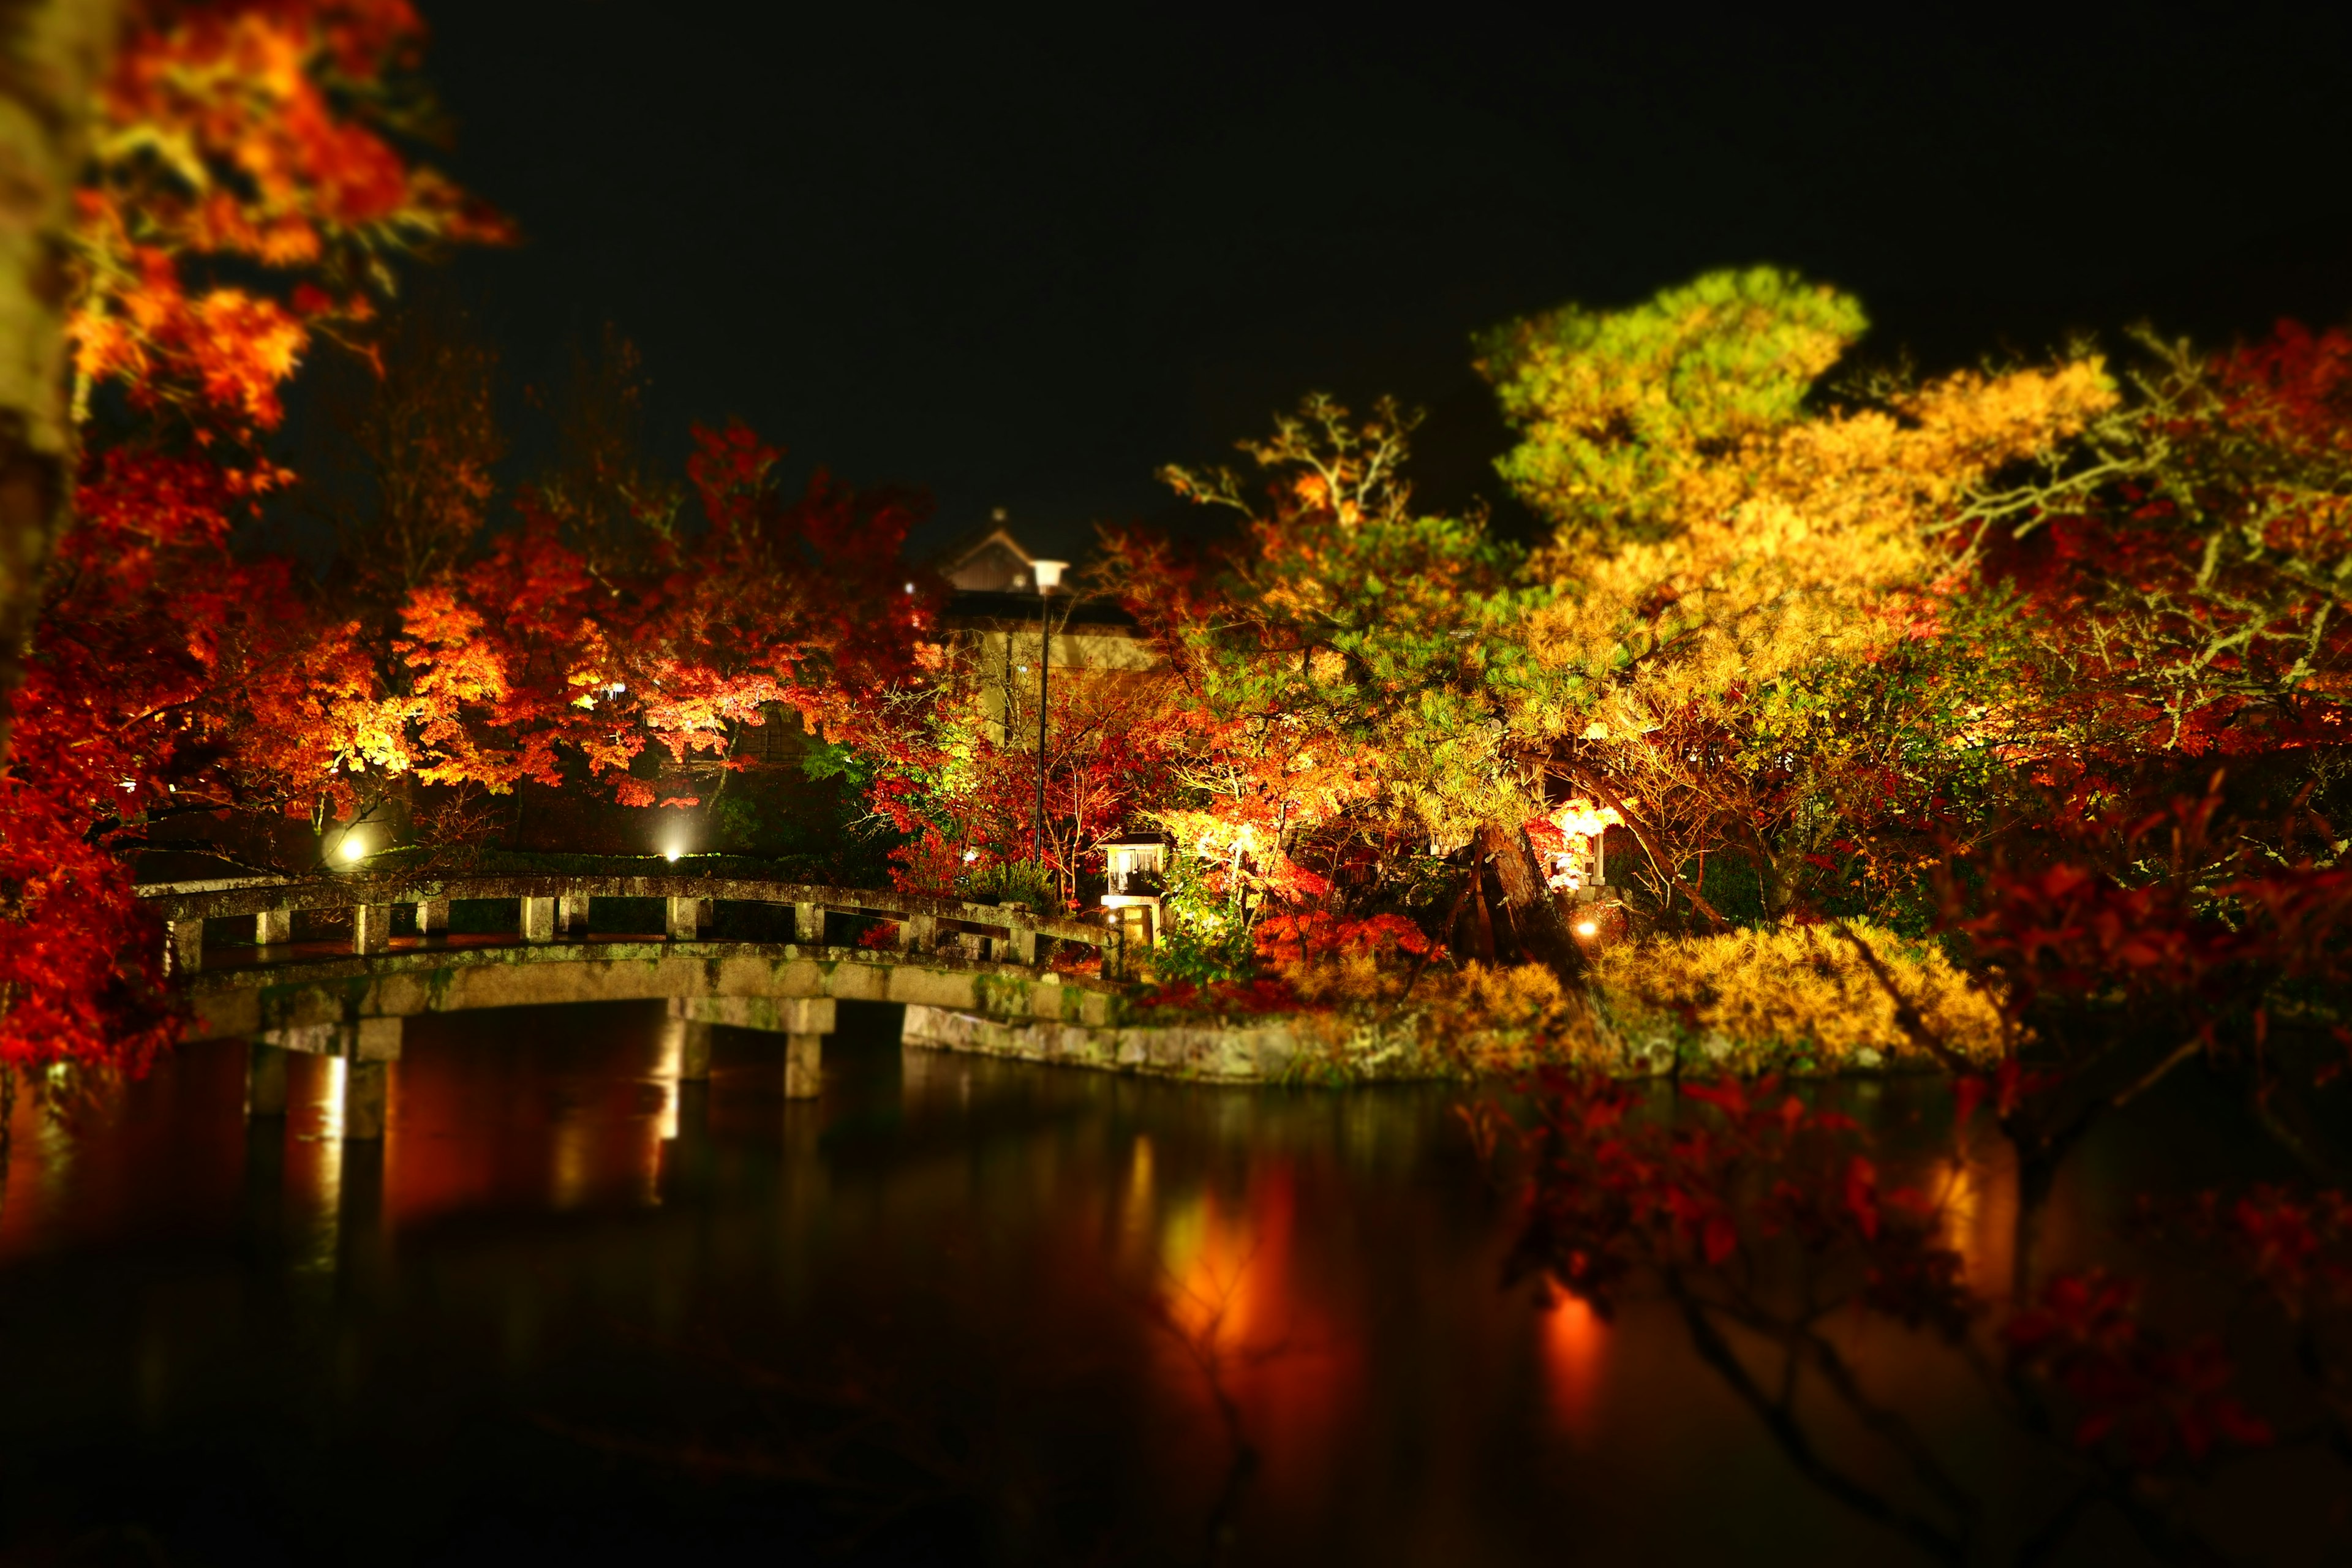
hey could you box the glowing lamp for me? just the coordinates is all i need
[1032,559,1068,593]
[1575,920,1599,937]
[664,847,682,863]
[339,837,365,862]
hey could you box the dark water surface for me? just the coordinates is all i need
[0,1001,2332,1565]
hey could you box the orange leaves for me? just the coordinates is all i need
[70,230,311,430]
[71,0,509,440]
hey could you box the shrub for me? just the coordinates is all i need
[1594,921,2005,1073]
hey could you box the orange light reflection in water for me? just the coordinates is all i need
[1150,1161,1355,1503]
[382,1020,677,1230]
[1539,1289,1608,1444]
[1934,1140,2019,1300]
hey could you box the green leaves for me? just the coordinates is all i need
[1475,266,1868,547]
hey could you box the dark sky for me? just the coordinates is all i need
[415,2,2352,558]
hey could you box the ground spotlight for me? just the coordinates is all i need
[339,838,366,862]
[1575,920,1598,937]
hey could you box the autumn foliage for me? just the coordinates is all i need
[4,0,496,1074]
[0,2,938,1072]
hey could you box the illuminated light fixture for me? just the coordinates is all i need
[1032,559,1068,592]
[1575,920,1599,937]
[903,581,915,594]
[339,838,366,862]
[664,847,682,863]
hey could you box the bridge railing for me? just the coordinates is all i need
[135,872,1126,979]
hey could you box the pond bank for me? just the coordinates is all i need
[899,999,1947,1084]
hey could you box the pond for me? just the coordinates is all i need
[0,1001,2334,1564]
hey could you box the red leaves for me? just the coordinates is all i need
[1951,1074,1987,1134]
[1973,320,2352,773]
[1254,909,1430,966]
[1512,1073,1967,1332]
[1953,781,2352,1069]
[1842,1155,1880,1241]
[2198,1185,2352,1317]
[2003,1270,2271,1464]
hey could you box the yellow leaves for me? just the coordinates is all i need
[1596,923,2005,1068]
[1273,955,1610,1076]
[1524,359,2116,728]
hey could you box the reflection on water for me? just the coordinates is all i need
[0,1001,2323,1564]
[1539,1292,1607,1446]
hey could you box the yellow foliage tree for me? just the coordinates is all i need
[1479,270,2116,922]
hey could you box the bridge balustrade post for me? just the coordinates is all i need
[167,918,203,975]
[255,907,292,946]
[1102,929,1125,981]
[415,897,450,937]
[665,897,703,940]
[1002,904,1036,965]
[557,891,590,937]
[897,912,936,953]
[794,900,823,945]
[353,903,393,955]
[521,897,556,943]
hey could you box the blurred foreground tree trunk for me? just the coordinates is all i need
[0,0,112,760]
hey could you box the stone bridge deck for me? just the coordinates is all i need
[139,871,1128,1137]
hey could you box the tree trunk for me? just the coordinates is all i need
[1458,862,1496,965]
[0,0,116,760]
[1476,822,1588,986]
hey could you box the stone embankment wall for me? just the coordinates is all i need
[902,1005,1313,1082]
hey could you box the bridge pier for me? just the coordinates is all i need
[667,995,832,1098]
[558,891,590,937]
[342,1017,402,1140]
[786,1032,823,1098]
[354,903,393,955]
[521,896,556,943]
[255,907,291,946]
[662,1005,715,1081]
[415,897,450,937]
[246,1040,288,1117]
[346,1058,390,1139]
[794,900,822,944]
[251,1016,402,1137]
[167,918,203,975]
[666,897,706,940]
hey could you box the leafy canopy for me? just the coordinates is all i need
[1475,266,1867,548]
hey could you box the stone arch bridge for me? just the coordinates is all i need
[140,871,1127,1139]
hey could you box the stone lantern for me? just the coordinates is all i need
[1099,831,1168,948]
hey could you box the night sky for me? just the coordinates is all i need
[416,4,2352,557]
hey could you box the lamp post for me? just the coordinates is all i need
[1030,559,1068,874]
